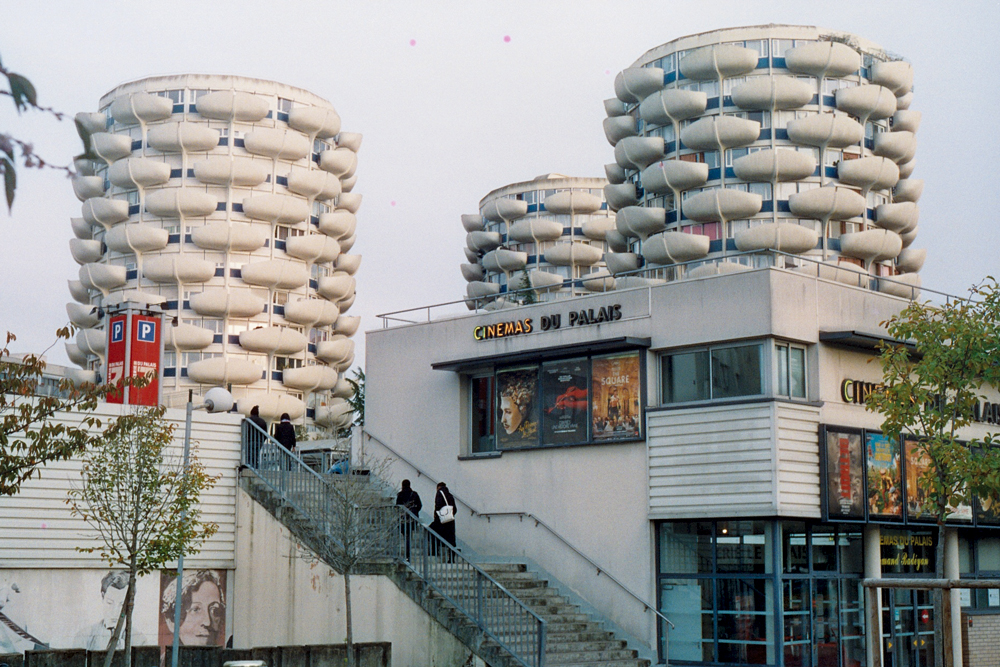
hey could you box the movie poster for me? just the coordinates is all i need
[866,432,902,520]
[974,447,1000,525]
[824,429,864,519]
[540,358,589,446]
[496,366,539,449]
[158,570,227,650]
[904,438,935,521]
[591,352,641,442]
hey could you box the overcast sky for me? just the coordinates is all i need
[2,0,998,368]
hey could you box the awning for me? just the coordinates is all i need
[819,330,918,355]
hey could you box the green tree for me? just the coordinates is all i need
[866,278,1000,667]
[342,367,365,435]
[67,407,219,667]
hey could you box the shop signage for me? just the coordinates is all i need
[842,377,1000,426]
[880,531,933,571]
[473,318,533,341]
[473,304,623,341]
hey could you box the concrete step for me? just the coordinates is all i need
[546,647,640,664]
[545,638,627,653]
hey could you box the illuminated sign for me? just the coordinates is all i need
[840,378,882,404]
[474,304,623,341]
[474,319,533,341]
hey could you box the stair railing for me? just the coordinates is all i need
[240,420,546,667]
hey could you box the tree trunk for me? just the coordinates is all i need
[123,561,137,667]
[345,570,354,667]
[103,580,129,667]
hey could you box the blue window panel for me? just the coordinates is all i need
[168,234,180,244]
[230,268,241,278]
[709,239,724,253]
[131,140,142,151]
[825,166,838,179]
[180,368,188,378]
[777,200,791,213]
[309,279,318,289]
[263,239,269,248]
[526,254,539,265]
[183,300,190,310]
[312,153,321,164]
[234,138,245,148]
[275,240,286,251]
[170,169,182,178]
[527,203,539,213]
[126,270,137,280]
[277,112,289,123]
[760,200,774,213]
[187,169,195,178]
[213,335,223,344]
[232,203,244,213]
[813,166,822,177]
[273,305,284,317]
[722,95,734,108]
[600,202,608,210]
[128,204,140,215]
[214,268,225,277]
[759,128,772,141]
[756,57,768,70]
[539,203,548,212]
[310,215,319,225]
[276,176,289,186]
[774,129,789,141]
[666,209,678,224]
[665,140,677,153]
[664,71,676,85]
[215,202,227,211]
[861,67,870,80]
[266,110,273,119]
[708,167,721,181]
[272,371,283,381]
[229,335,241,345]
[828,238,841,251]
[706,97,720,110]
[172,104,184,114]
[218,137,228,147]
[184,234,192,244]
[864,138,874,151]
[867,208,876,220]
[188,104,197,113]
[823,95,836,107]
[810,94,820,105]
[773,57,787,69]
[724,167,736,180]
[676,71,687,82]
[165,300,178,310]
[306,408,315,419]
[308,344,316,354]
[164,368,176,378]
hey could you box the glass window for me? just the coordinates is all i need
[717,521,769,573]
[711,345,762,399]
[277,97,293,113]
[660,522,714,573]
[782,521,809,574]
[470,375,495,453]
[662,350,709,403]
[662,344,763,403]
[717,578,772,664]
[776,343,807,398]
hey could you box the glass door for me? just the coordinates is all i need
[881,589,933,667]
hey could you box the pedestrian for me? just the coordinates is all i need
[245,405,267,468]
[273,413,296,467]
[395,479,422,561]
[430,481,457,562]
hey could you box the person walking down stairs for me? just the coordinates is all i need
[431,482,457,562]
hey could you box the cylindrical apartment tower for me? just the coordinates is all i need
[67,75,361,429]
[603,26,923,295]
[462,174,616,307]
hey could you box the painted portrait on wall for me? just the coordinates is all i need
[74,570,151,650]
[158,570,227,649]
[496,366,539,449]
[540,358,589,446]
[591,352,641,442]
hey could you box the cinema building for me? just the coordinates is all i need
[363,25,1000,667]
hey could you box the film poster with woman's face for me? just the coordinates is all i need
[591,352,641,442]
[496,367,538,449]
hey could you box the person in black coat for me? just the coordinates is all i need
[273,413,296,468]
[245,405,267,468]
[430,482,457,561]
[395,479,422,560]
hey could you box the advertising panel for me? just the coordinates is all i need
[824,429,864,519]
[539,358,589,446]
[130,314,160,406]
[904,437,935,522]
[496,366,539,449]
[591,351,641,442]
[105,315,128,404]
[867,432,903,520]
[158,569,227,649]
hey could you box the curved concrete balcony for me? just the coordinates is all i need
[679,44,758,80]
[66,302,99,329]
[284,298,340,327]
[895,247,926,273]
[287,168,341,201]
[638,88,707,125]
[681,116,760,151]
[873,131,916,164]
[788,186,865,221]
[71,218,94,242]
[109,158,171,189]
[840,229,903,262]
[616,276,666,289]
[893,110,921,134]
[837,157,900,192]
[787,114,864,149]
[878,272,921,299]
[900,226,918,249]
[604,252,641,275]
[581,269,615,292]
[482,249,528,273]
[147,123,220,153]
[165,324,214,351]
[72,175,105,202]
[466,281,501,299]
[190,289,266,318]
[603,183,639,211]
[285,234,341,264]
[604,98,627,117]
[91,133,133,164]
[733,148,816,182]
[315,400,352,428]
[544,191,603,215]
[335,254,361,275]
[641,160,708,194]
[605,229,630,253]
[482,198,528,223]
[68,280,91,304]
[318,148,358,177]
[893,179,924,203]
[237,393,305,422]
[244,128,311,160]
[688,261,752,279]
[341,173,358,193]
[188,357,263,386]
[75,157,98,176]
[79,263,126,293]
[143,255,216,284]
[615,136,665,170]
[315,335,354,365]
[338,234,357,254]
[283,365,338,392]
[581,215,615,241]
[82,198,129,229]
[785,42,861,78]
[464,248,478,264]
[242,194,310,225]
[467,231,502,252]
[605,163,627,185]
[525,269,564,292]
[192,157,268,187]
[288,107,342,138]
[898,160,916,180]
[191,221,267,252]
[146,189,218,218]
[614,67,665,103]
[544,242,604,267]
[336,132,363,152]
[66,368,99,386]
[683,188,762,222]
[874,202,918,234]
[70,239,104,265]
[461,214,485,233]
[105,224,169,254]
[65,342,90,368]
[603,116,637,145]
[508,218,563,243]
[642,231,711,265]
[835,85,897,124]
[872,61,914,96]
[196,91,270,122]
[897,92,913,110]
[316,273,356,301]
[335,194,362,216]
[338,292,357,312]
[616,206,667,240]
[76,328,106,358]
[335,315,361,337]
[461,263,485,282]
[734,222,818,253]
[795,261,868,287]
[75,112,106,136]
[732,76,813,111]
[318,210,356,240]
[240,260,309,290]
[109,93,173,126]
[332,377,353,400]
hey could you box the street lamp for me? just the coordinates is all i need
[171,387,233,667]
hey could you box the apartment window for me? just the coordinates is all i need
[661,343,763,404]
[273,356,303,372]
[776,342,806,399]
[156,90,184,104]
[126,190,139,206]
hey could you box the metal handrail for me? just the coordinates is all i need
[363,430,674,630]
[241,421,546,667]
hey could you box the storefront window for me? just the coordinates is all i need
[718,521,770,574]
[660,522,714,573]
[470,375,495,453]
[718,579,773,665]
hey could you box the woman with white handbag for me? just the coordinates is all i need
[430,481,458,561]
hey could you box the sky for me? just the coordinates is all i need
[2,0,999,369]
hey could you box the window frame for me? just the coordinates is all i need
[660,341,766,405]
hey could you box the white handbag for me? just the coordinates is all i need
[436,491,455,524]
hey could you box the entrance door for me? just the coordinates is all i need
[881,589,935,667]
